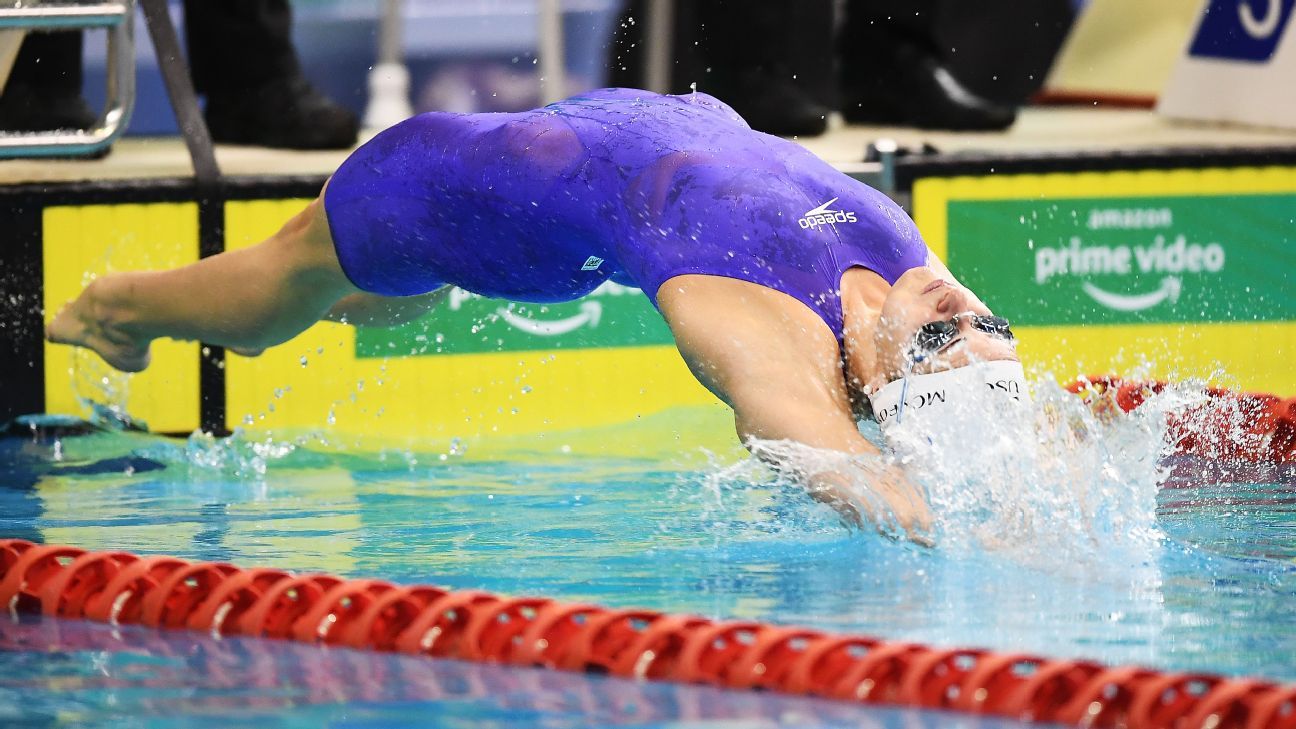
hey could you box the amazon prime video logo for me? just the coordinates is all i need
[1190,0,1295,62]
[1034,235,1226,312]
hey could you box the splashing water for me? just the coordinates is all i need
[730,378,1225,567]
[70,347,136,429]
[138,428,302,481]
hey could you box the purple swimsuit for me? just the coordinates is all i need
[324,88,926,339]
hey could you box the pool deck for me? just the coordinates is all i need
[2,106,1295,187]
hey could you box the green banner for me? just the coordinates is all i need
[947,194,1296,326]
[355,281,674,358]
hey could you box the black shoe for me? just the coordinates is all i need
[0,85,97,132]
[204,76,358,150]
[0,86,112,158]
[722,71,831,137]
[841,49,1017,131]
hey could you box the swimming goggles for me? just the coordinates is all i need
[909,313,1014,362]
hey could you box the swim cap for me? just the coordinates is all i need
[867,360,1029,434]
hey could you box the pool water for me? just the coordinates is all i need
[1,388,1294,725]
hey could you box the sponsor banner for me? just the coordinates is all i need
[354,280,674,358]
[1158,0,1296,128]
[947,194,1296,326]
[912,168,1296,396]
[1189,0,1295,62]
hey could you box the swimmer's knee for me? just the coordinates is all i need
[263,196,355,298]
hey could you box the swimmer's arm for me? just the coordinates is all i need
[323,287,450,327]
[655,275,931,541]
[731,383,933,542]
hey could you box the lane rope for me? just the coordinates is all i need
[5,378,1295,726]
[3,538,1294,728]
[1067,376,1296,463]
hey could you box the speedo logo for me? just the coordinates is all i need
[799,197,857,230]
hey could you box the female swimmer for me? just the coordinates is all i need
[47,88,1024,540]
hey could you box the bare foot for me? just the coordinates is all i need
[46,279,153,373]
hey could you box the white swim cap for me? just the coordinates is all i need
[867,360,1030,434]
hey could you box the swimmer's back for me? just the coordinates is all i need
[324,88,924,334]
[323,89,743,300]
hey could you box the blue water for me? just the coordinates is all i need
[1,410,1294,725]
[0,615,1048,728]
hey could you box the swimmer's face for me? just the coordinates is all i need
[872,268,1019,386]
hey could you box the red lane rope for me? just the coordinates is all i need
[1066,376,1296,463]
[3,539,1293,728]
[5,379,1293,723]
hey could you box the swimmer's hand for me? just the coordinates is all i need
[808,463,935,547]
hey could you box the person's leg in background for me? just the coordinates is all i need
[839,0,1074,131]
[839,0,1018,130]
[184,0,358,149]
[607,0,706,93]
[696,0,835,136]
[606,0,835,137]
[0,31,96,132]
[932,1,1074,109]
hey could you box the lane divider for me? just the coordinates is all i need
[1068,376,1296,463]
[5,379,1294,725]
[3,538,1294,729]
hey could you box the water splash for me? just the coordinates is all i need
[707,378,1227,568]
[138,428,301,481]
[69,347,136,429]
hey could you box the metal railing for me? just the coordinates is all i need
[0,1,135,158]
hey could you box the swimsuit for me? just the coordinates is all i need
[324,88,926,339]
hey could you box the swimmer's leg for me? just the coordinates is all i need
[46,195,359,372]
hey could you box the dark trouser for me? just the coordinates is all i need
[612,0,1072,109]
[608,0,835,107]
[6,30,82,96]
[841,0,1073,105]
[3,1,303,97]
[183,0,301,94]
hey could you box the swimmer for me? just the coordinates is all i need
[47,88,1023,542]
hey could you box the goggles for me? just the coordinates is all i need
[910,313,1014,362]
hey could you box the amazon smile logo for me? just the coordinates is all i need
[1034,234,1226,312]
[496,301,601,336]
[446,281,641,337]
